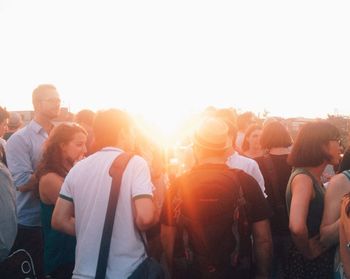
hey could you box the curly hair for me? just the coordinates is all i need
[36,123,87,179]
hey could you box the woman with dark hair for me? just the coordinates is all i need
[37,123,87,279]
[286,121,342,279]
[255,121,293,279]
[241,124,264,159]
[340,193,350,278]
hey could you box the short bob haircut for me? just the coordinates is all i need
[93,109,134,151]
[287,121,340,168]
[260,121,292,150]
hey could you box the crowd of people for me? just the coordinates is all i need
[1,84,350,279]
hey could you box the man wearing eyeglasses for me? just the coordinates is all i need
[5,84,61,279]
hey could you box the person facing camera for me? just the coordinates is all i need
[36,123,87,279]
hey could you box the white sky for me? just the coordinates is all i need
[0,0,349,136]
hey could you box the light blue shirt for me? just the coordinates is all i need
[5,120,48,226]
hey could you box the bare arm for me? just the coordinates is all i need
[39,173,64,204]
[17,173,38,193]
[252,219,272,279]
[320,174,350,248]
[133,196,158,231]
[51,197,75,236]
[340,198,350,278]
[289,174,325,259]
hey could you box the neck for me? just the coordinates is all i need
[269,147,290,155]
[34,114,54,134]
[196,156,227,165]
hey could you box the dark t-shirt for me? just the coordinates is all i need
[255,154,292,235]
[161,163,271,226]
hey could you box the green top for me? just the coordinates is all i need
[41,201,76,275]
[286,168,325,238]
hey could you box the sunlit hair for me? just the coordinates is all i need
[260,121,292,150]
[92,109,133,151]
[0,106,10,123]
[237,111,255,130]
[241,124,262,152]
[36,123,87,179]
[32,84,57,104]
[75,109,95,127]
[214,108,238,143]
[287,121,340,167]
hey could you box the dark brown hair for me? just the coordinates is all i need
[36,123,87,179]
[287,121,340,167]
[260,121,292,150]
[241,124,262,152]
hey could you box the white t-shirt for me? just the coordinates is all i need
[226,152,266,197]
[60,147,154,279]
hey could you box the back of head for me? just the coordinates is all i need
[0,106,10,123]
[237,112,255,131]
[93,109,133,150]
[260,121,292,150]
[75,109,95,127]
[287,121,340,167]
[7,112,23,130]
[214,108,237,143]
[193,117,231,158]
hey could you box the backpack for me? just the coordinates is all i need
[176,164,252,278]
[0,249,37,279]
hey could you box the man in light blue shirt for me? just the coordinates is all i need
[5,84,61,278]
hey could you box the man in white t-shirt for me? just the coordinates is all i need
[52,109,159,278]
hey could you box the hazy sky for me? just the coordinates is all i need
[0,0,349,133]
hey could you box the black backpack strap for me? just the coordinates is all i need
[261,154,284,209]
[95,152,133,279]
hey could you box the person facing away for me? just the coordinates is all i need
[214,108,266,197]
[74,109,95,155]
[0,161,17,263]
[5,84,61,279]
[254,121,293,279]
[36,123,87,279]
[52,109,160,278]
[285,121,342,279]
[3,111,23,141]
[0,106,10,165]
[161,117,272,279]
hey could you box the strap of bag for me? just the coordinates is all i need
[95,152,133,279]
[262,153,284,209]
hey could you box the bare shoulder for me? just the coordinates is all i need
[40,172,64,187]
[327,173,350,197]
[39,172,64,204]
